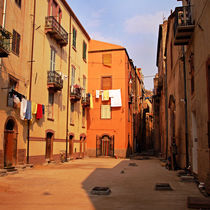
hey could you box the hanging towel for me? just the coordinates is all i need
[96,90,100,99]
[102,90,109,101]
[109,89,122,107]
[42,104,45,115]
[31,102,37,115]
[25,100,32,120]
[20,98,27,120]
[90,94,93,109]
[36,104,43,119]
[13,95,20,105]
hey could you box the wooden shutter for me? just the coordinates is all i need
[101,76,112,90]
[102,54,112,66]
[83,42,87,60]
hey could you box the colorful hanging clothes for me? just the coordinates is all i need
[90,94,93,109]
[96,90,100,99]
[31,102,37,115]
[25,100,32,120]
[109,89,122,107]
[36,104,43,119]
[102,90,109,101]
[20,98,27,120]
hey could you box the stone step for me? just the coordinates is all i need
[187,197,210,209]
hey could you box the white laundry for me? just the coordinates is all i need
[96,90,100,99]
[20,98,27,120]
[109,89,122,107]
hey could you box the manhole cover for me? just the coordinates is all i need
[155,183,173,191]
[129,163,138,167]
[91,187,111,195]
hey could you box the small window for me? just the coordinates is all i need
[50,47,56,71]
[72,27,77,49]
[70,103,75,125]
[48,92,54,119]
[71,66,76,88]
[102,54,112,67]
[101,105,111,119]
[12,30,20,56]
[101,76,112,90]
[83,41,87,61]
[15,0,21,8]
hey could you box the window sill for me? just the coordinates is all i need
[47,118,54,121]
[70,123,74,126]
[72,46,77,52]
[83,58,87,63]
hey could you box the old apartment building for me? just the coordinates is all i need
[155,0,210,188]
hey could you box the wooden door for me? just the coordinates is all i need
[46,133,53,160]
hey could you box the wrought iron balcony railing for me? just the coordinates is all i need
[0,26,11,57]
[81,93,90,106]
[174,6,195,45]
[47,71,63,91]
[70,85,81,101]
[45,16,68,47]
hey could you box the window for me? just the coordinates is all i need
[12,30,20,56]
[101,105,111,119]
[50,47,56,71]
[7,76,18,107]
[82,107,85,127]
[48,92,54,119]
[70,103,74,125]
[72,27,77,49]
[83,41,87,61]
[15,0,21,8]
[71,66,76,91]
[101,76,112,90]
[82,76,86,97]
[102,54,112,67]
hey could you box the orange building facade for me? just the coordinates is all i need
[87,40,137,158]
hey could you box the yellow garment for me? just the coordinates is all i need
[31,102,37,114]
[102,90,109,101]
[90,94,93,109]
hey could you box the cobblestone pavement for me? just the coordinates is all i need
[0,157,204,210]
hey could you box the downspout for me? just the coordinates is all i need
[165,57,169,160]
[65,15,72,161]
[27,0,36,164]
[182,45,189,168]
[2,0,7,27]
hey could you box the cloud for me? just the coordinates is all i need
[124,11,166,34]
[90,31,123,46]
[86,9,105,28]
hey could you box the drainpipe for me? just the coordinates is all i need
[182,45,189,168]
[27,0,36,164]
[2,0,7,27]
[65,15,72,162]
[165,57,169,160]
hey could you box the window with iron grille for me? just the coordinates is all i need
[15,0,21,8]
[50,47,56,71]
[101,105,111,119]
[48,92,54,120]
[70,103,75,125]
[101,76,112,90]
[72,27,77,49]
[12,30,20,56]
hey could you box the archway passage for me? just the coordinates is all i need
[4,118,18,167]
[46,132,53,160]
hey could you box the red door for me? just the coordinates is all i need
[4,130,17,167]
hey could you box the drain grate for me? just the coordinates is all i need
[129,163,138,167]
[155,183,173,191]
[91,187,111,195]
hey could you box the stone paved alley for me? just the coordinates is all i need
[0,157,205,210]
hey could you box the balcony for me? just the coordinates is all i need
[47,71,63,91]
[81,93,90,107]
[70,84,81,102]
[45,16,68,47]
[174,6,195,45]
[0,26,11,57]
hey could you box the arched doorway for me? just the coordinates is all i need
[46,132,54,161]
[96,135,114,157]
[69,134,74,159]
[4,117,18,167]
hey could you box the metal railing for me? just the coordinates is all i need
[47,71,63,89]
[0,26,11,55]
[82,93,90,106]
[70,85,82,100]
[45,16,68,44]
[174,5,194,36]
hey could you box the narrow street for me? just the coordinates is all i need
[0,157,203,210]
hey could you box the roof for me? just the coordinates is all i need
[61,0,90,40]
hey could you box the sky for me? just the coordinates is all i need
[67,0,181,90]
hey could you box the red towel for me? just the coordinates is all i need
[36,104,43,119]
